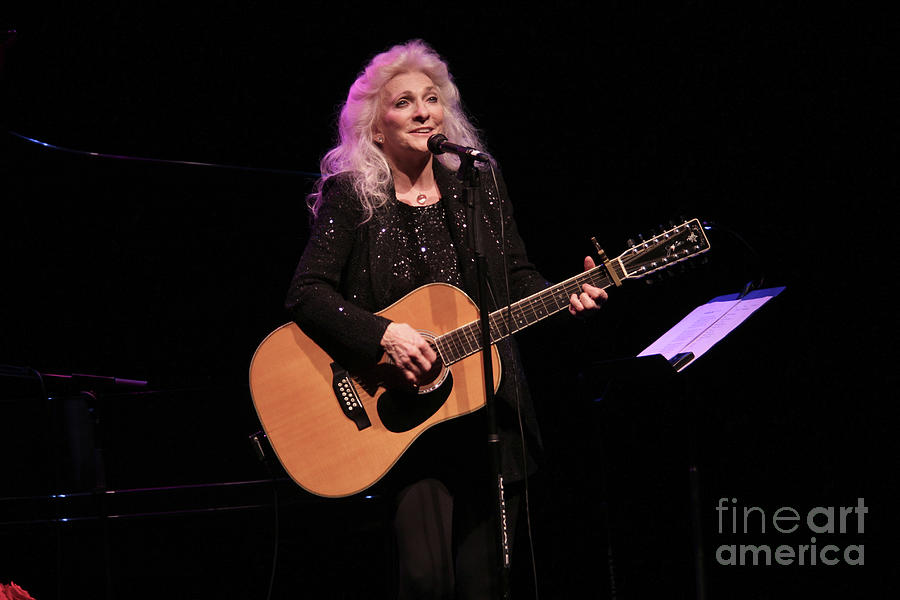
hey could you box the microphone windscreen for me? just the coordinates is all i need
[427,133,448,154]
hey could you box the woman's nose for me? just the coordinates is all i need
[413,101,431,121]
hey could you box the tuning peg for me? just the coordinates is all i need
[590,236,608,262]
[626,238,636,248]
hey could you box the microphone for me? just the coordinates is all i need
[427,134,493,163]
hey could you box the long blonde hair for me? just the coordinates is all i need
[307,39,485,223]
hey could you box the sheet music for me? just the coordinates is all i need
[638,286,785,371]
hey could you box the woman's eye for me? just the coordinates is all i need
[394,99,409,108]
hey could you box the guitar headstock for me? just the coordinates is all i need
[617,219,711,280]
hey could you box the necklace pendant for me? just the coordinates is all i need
[416,193,428,205]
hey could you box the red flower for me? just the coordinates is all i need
[0,582,37,600]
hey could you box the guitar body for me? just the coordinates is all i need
[249,283,501,498]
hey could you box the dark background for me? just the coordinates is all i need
[1,3,894,599]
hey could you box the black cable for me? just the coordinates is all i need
[250,431,280,600]
[28,367,62,600]
[266,477,279,600]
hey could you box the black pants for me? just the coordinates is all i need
[392,475,522,600]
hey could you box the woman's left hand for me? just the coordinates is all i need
[568,256,608,317]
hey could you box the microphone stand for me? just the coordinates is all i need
[455,154,511,599]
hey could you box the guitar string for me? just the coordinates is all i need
[444,271,604,363]
[618,220,708,270]
[437,266,615,365]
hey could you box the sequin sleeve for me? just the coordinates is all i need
[284,178,390,366]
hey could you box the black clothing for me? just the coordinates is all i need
[389,200,463,299]
[285,160,549,482]
[285,159,550,598]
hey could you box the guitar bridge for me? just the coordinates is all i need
[330,363,371,431]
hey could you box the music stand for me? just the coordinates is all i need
[583,286,785,599]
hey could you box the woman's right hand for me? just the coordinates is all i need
[380,322,438,387]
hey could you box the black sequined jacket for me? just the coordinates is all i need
[285,160,550,481]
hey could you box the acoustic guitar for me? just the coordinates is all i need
[249,219,710,497]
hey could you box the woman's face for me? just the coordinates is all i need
[375,71,444,164]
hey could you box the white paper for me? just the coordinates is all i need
[638,286,785,371]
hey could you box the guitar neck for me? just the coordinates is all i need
[434,262,621,366]
[432,218,710,366]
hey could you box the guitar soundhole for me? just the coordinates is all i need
[377,372,453,433]
[416,357,448,393]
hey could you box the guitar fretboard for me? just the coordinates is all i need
[433,263,620,366]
